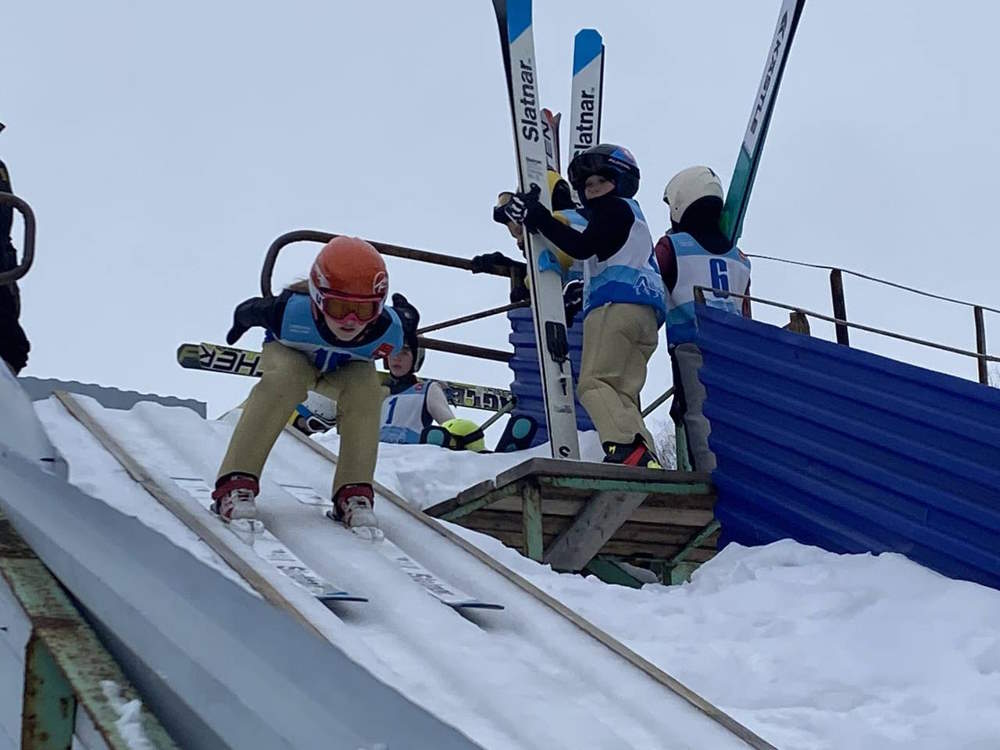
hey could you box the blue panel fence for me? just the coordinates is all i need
[695,304,1000,590]
[507,307,595,445]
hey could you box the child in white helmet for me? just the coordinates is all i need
[655,166,752,471]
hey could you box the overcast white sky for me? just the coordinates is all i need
[4,0,998,417]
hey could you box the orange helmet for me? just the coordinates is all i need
[308,236,388,322]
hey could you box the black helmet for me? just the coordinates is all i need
[567,144,640,200]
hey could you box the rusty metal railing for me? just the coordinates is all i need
[259,229,524,364]
[0,193,36,285]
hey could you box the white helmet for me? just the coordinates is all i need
[663,166,724,225]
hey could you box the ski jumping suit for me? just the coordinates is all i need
[379,378,454,444]
[658,232,751,471]
[218,291,403,494]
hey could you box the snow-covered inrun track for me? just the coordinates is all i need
[41,396,761,750]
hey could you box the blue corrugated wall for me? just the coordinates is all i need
[507,307,595,445]
[695,304,1000,590]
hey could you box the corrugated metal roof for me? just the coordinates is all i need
[696,305,1000,590]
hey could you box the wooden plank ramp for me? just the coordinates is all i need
[53,391,344,645]
[285,431,775,750]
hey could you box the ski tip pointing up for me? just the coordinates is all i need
[504,0,533,43]
[573,29,603,75]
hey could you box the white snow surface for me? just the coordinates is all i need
[99,682,154,750]
[39,398,1000,750]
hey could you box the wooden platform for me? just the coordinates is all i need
[425,458,720,584]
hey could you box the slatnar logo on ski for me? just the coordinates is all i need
[571,90,596,156]
[518,59,540,141]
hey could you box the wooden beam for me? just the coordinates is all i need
[543,490,649,571]
[541,475,714,497]
[495,457,711,486]
[521,484,544,562]
[486,495,715,526]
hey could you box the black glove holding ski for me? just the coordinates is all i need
[502,184,542,226]
[226,296,282,345]
[562,279,583,325]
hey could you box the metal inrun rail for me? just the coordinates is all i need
[0,512,176,749]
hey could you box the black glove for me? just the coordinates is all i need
[492,191,516,225]
[390,292,420,351]
[521,190,550,231]
[502,184,541,225]
[226,296,280,345]
[470,251,520,274]
[562,279,583,326]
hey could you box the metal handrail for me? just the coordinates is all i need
[418,301,529,335]
[746,253,1000,315]
[693,286,1000,367]
[260,229,521,297]
[0,192,36,285]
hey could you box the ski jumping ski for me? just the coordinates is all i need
[541,108,562,172]
[281,482,503,610]
[177,341,514,412]
[493,0,580,460]
[720,0,806,244]
[568,28,604,163]
[171,476,368,604]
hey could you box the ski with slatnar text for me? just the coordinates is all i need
[568,29,604,163]
[492,0,580,460]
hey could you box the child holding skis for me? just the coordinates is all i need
[213,236,418,537]
[501,144,667,468]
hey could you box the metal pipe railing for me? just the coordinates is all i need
[693,286,1000,374]
[748,253,997,384]
[0,193,36,285]
[417,336,511,364]
[260,230,521,298]
[418,301,529,335]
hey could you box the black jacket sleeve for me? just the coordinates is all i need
[525,194,635,262]
[226,291,291,344]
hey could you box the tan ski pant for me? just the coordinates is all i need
[217,341,385,496]
[577,303,659,449]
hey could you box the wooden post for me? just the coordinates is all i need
[543,491,649,572]
[521,483,544,562]
[830,269,850,346]
[974,306,989,385]
[785,311,810,335]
